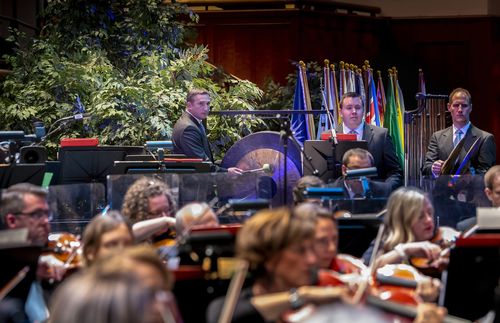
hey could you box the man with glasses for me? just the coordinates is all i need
[0,183,59,322]
[423,88,496,176]
[1,183,51,246]
[333,148,391,198]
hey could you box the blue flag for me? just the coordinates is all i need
[291,67,312,145]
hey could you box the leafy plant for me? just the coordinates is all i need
[0,0,263,160]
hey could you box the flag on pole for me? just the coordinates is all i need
[317,61,332,139]
[376,71,386,126]
[393,68,405,150]
[291,62,315,145]
[365,69,380,126]
[384,71,404,167]
[330,64,341,125]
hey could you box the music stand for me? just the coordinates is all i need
[303,140,368,182]
[0,164,46,189]
[440,235,500,320]
[57,146,145,184]
[110,161,213,175]
[337,214,382,258]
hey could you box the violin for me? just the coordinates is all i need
[409,226,459,277]
[44,232,82,269]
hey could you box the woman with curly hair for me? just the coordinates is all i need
[121,177,177,242]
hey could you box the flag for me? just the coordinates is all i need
[365,70,380,126]
[393,69,405,151]
[291,63,315,145]
[330,64,341,125]
[355,69,366,112]
[317,65,330,139]
[339,61,346,97]
[384,73,404,167]
[376,71,386,126]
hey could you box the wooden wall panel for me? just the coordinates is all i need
[196,10,299,85]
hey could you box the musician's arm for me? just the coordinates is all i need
[423,133,441,176]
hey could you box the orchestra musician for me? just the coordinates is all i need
[362,187,458,275]
[81,210,134,266]
[292,175,325,205]
[206,207,347,323]
[422,87,496,177]
[331,148,392,198]
[121,177,177,242]
[0,183,65,322]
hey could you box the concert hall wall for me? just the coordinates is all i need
[194,10,500,159]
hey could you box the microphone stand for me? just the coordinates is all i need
[279,120,291,205]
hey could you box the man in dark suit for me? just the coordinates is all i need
[336,92,403,191]
[172,89,242,175]
[422,88,496,177]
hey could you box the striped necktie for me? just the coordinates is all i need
[454,129,463,147]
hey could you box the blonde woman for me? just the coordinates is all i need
[363,187,458,269]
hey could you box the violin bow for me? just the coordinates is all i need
[0,266,30,301]
[217,259,249,323]
[351,223,385,304]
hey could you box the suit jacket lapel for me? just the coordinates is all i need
[443,127,454,158]
[362,123,374,144]
[459,125,478,160]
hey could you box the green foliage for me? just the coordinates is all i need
[0,0,263,160]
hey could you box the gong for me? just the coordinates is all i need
[221,131,303,206]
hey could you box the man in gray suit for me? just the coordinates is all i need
[172,89,242,175]
[337,92,403,191]
[422,88,496,177]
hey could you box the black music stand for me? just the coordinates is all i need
[303,140,368,182]
[110,161,213,175]
[337,214,382,258]
[441,236,500,321]
[57,146,145,184]
[0,164,46,189]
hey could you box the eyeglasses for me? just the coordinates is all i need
[15,209,53,221]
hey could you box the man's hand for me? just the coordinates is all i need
[431,160,444,177]
[227,167,243,175]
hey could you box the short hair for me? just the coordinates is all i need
[121,177,176,223]
[342,148,374,167]
[175,202,215,233]
[6,183,48,197]
[484,165,500,190]
[236,207,316,278]
[0,183,48,228]
[340,92,364,109]
[294,202,336,225]
[82,211,133,266]
[448,87,472,105]
[293,176,325,204]
[383,187,432,251]
[90,244,173,291]
[186,88,210,103]
[49,270,161,323]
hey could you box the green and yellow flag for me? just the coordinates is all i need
[384,71,404,168]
